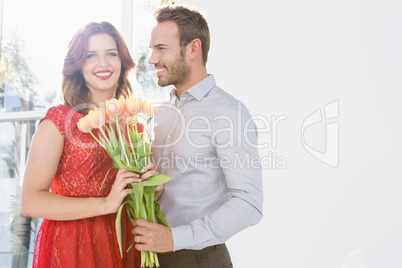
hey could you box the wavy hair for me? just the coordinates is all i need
[62,21,135,114]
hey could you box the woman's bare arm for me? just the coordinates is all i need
[21,119,140,221]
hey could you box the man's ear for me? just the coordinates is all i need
[188,38,202,61]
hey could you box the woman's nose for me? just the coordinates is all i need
[98,55,108,67]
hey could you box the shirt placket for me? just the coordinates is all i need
[160,95,188,174]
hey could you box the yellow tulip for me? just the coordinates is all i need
[125,97,143,115]
[86,108,106,129]
[142,100,157,117]
[77,117,92,133]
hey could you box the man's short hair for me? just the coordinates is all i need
[155,5,210,64]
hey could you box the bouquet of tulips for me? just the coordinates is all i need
[77,97,172,268]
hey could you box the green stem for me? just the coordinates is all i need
[99,125,112,147]
[141,251,146,267]
[127,123,139,167]
[115,114,130,166]
[150,251,155,266]
[89,130,105,148]
[140,119,149,165]
[154,252,160,267]
[104,123,110,133]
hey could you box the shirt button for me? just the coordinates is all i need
[162,163,168,168]
[167,135,172,139]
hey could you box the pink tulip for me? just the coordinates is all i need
[125,97,142,115]
[107,114,117,123]
[85,108,106,129]
[119,105,131,120]
[77,117,92,133]
[106,97,125,116]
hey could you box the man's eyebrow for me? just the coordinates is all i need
[150,43,167,48]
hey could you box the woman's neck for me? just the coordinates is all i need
[90,91,116,107]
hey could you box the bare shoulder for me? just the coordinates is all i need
[34,118,64,145]
[27,119,64,167]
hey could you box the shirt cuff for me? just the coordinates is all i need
[171,225,194,251]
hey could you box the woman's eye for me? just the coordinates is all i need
[107,52,118,57]
[86,53,96,59]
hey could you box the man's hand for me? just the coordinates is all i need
[132,218,174,253]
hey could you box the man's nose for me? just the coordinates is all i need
[148,51,158,65]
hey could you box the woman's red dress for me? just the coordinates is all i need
[33,105,140,268]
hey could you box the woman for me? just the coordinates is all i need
[22,22,153,267]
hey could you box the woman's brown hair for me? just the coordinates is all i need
[62,21,135,114]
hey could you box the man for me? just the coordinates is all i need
[132,5,263,267]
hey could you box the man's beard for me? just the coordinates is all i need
[157,56,190,87]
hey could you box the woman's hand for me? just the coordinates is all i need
[139,162,159,180]
[140,162,164,200]
[105,169,141,213]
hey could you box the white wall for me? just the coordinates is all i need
[178,0,402,267]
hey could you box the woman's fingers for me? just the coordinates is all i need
[116,169,141,184]
[106,169,141,213]
[141,162,155,173]
[140,169,159,181]
[116,166,159,183]
[136,162,159,181]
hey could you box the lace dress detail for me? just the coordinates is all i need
[33,105,140,268]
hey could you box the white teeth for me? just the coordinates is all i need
[95,72,112,77]
[156,68,166,74]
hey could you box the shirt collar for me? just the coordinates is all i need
[169,74,216,103]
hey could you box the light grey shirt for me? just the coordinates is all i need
[152,74,263,251]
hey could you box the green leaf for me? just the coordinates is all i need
[135,138,146,155]
[137,142,151,168]
[144,186,156,223]
[115,201,128,259]
[110,158,125,171]
[155,201,168,226]
[99,136,107,148]
[124,166,143,174]
[131,183,144,219]
[99,167,114,192]
[112,161,121,171]
[115,200,138,258]
[120,134,132,165]
[126,239,135,253]
[104,141,116,155]
[107,123,119,148]
[144,141,150,152]
[138,152,153,157]
[128,130,141,150]
[125,200,136,220]
[141,174,174,187]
